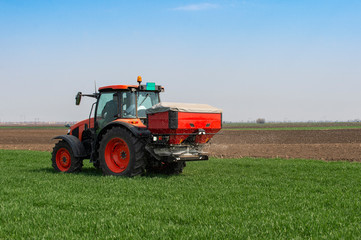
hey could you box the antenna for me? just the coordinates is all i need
[94,81,97,93]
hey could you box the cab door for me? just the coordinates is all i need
[95,92,119,130]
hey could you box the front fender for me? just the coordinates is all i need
[53,135,87,158]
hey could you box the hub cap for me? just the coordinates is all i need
[105,138,130,173]
[56,148,71,171]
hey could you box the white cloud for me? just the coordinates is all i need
[172,3,219,11]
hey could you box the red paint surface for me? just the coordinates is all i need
[99,85,139,91]
[113,119,147,128]
[99,84,164,92]
[55,147,71,171]
[104,137,130,173]
[147,111,222,144]
[70,118,95,141]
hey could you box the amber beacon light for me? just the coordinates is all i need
[137,76,142,85]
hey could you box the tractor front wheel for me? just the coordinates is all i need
[51,140,83,173]
[99,127,146,177]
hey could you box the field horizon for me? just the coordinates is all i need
[2,122,361,161]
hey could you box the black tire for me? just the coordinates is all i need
[98,127,146,177]
[163,161,186,175]
[51,140,83,173]
[92,160,101,169]
[146,161,186,175]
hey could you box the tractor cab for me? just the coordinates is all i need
[75,76,164,130]
[96,84,162,129]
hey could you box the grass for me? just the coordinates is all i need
[1,150,361,239]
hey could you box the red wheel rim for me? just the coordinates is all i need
[56,148,71,171]
[105,138,130,173]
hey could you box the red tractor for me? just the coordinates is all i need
[51,76,222,176]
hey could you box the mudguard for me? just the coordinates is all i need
[53,135,87,158]
[98,121,151,140]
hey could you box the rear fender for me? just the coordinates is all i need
[53,135,87,158]
[97,121,151,141]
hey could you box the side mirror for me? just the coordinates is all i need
[75,92,82,105]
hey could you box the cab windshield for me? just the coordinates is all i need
[137,91,159,118]
[120,91,159,118]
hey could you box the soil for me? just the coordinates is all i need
[0,128,67,152]
[204,129,361,161]
[1,128,361,161]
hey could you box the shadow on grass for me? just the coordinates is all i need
[29,167,103,177]
[142,172,186,179]
[30,167,184,178]
[30,167,57,174]
[79,168,103,176]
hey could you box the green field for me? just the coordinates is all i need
[1,150,361,239]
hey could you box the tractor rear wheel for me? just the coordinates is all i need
[99,127,146,177]
[51,140,83,173]
[92,160,101,169]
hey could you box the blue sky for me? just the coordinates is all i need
[0,0,360,122]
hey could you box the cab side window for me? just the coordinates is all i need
[121,92,136,118]
[96,92,118,128]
